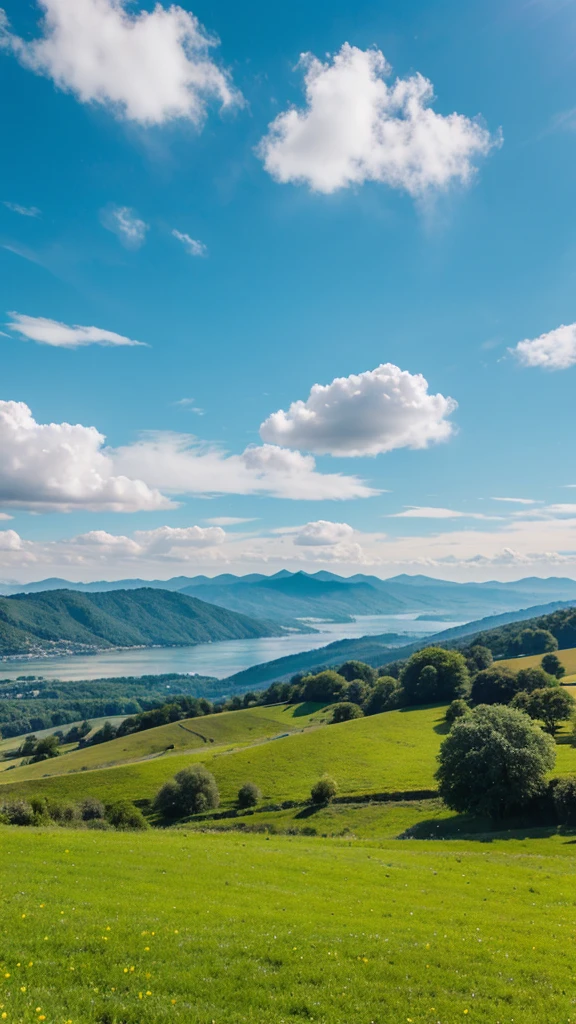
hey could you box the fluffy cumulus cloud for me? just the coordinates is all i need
[259,43,497,196]
[0,0,239,125]
[294,520,355,546]
[100,206,148,249]
[260,363,457,457]
[7,312,144,348]
[0,400,170,511]
[511,322,576,370]
[172,229,207,257]
[71,525,225,559]
[114,434,377,500]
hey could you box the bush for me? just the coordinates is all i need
[541,653,566,679]
[30,735,60,762]
[154,765,220,819]
[470,666,518,706]
[436,704,556,819]
[464,645,493,673]
[0,800,35,826]
[363,677,401,716]
[106,800,148,831]
[401,648,470,706]
[552,776,576,825]
[331,702,364,723]
[80,796,106,821]
[237,782,261,808]
[310,776,337,805]
[445,699,470,726]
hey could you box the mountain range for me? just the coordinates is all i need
[2,571,576,626]
[0,588,283,658]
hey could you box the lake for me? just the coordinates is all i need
[0,613,464,682]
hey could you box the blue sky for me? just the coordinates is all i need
[1,0,576,582]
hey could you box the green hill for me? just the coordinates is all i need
[0,587,284,656]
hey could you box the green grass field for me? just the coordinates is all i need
[1,827,576,1024]
[0,703,329,782]
[0,705,447,807]
[499,645,576,680]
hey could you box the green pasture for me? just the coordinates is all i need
[499,644,576,679]
[0,702,329,784]
[0,705,448,807]
[2,827,576,1024]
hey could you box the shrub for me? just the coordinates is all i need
[331,702,364,723]
[470,666,518,706]
[436,704,556,819]
[541,653,566,679]
[363,677,401,716]
[552,776,576,825]
[0,800,35,826]
[106,800,148,831]
[445,699,470,726]
[154,765,220,819]
[237,782,261,808]
[80,796,106,821]
[401,647,470,705]
[30,735,60,762]
[310,776,337,805]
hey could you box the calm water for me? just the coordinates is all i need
[0,614,464,682]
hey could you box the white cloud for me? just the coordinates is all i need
[172,229,207,257]
[205,517,257,526]
[0,400,171,512]
[293,520,355,546]
[0,529,22,551]
[114,434,377,500]
[258,43,497,196]
[3,201,40,217]
[1,0,239,125]
[101,205,148,249]
[391,506,501,520]
[260,363,457,457]
[511,323,576,370]
[490,496,538,505]
[174,397,204,415]
[7,312,145,349]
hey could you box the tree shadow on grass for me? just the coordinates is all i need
[401,812,576,843]
[287,702,327,718]
[294,804,322,820]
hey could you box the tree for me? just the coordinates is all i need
[541,653,565,679]
[513,687,575,736]
[362,677,400,716]
[464,645,493,673]
[445,699,470,726]
[18,735,38,757]
[154,765,220,818]
[401,647,470,705]
[301,671,347,703]
[237,782,261,808]
[345,679,369,705]
[515,667,558,693]
[436,704,556,819]
[516,628,558,656]
[552,776,576,825]
[337,661,377,685]
[331,702,364,723]
[91,721,117,745]
[31,735,60,762]
[310,776,337,805]
[470,665,518,706]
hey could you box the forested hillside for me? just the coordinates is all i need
[0,588,283,657]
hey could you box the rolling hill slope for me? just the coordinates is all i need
[0,588,283,657]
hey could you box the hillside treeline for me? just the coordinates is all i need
[459,606,576,659]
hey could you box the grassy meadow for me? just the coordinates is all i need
[499,644,576,680]
[2,827,576,1024]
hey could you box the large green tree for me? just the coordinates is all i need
[436,704,556,819]
[400,647,470,705]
